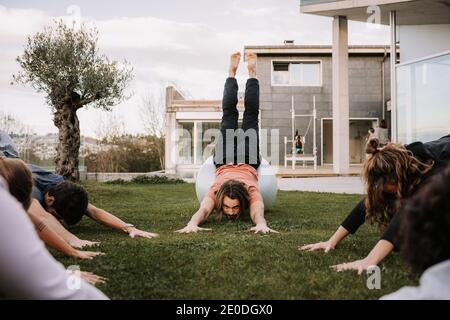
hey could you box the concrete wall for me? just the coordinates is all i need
[256,54,390,165]
[399,24,450,63]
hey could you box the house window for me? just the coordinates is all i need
[196,121,221,164]
[177,121,222,165]
[177,121,246,165]
[272,61,321,86]
[272,62,290,85]
[177,122,194,164]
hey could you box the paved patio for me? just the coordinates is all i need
[275,165,363,178]
[277,176,365,194]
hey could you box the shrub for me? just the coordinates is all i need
[106,175,185,185]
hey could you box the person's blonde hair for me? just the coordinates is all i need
[0,157,33,210]
[363,139,433,230]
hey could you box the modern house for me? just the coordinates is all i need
[244,44,392,168]
[300,0,450,173]
[165,44,392,179]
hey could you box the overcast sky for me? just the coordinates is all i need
[0,0,389,137]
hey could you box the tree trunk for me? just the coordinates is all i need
[54,103,81,181]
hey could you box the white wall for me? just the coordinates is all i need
[399,24,450,63]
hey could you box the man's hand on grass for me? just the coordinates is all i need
[331,240,392,274]
[330,258,375,275]
[70,239,101,249]
[249,224,279,234]
[299,241,335,253]
[175,223,212,234]
[127,227,159,239]
[74,250,106,260]
[80,271,107,286]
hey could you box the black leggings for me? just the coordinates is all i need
[213,77,261,170]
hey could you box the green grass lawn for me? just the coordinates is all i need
[53,181,417,299]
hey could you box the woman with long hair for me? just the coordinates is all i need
[300,134,450,273]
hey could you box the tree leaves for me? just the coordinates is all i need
[13,20,134,111]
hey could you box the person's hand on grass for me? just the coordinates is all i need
[80,271,107,286]
[70,239,101,249]
[299,241,335,253]
[330,258,375,275]
[73,250,106,260]
[250,224,279,234]
[175,223,212,234]
[127,227,159,239]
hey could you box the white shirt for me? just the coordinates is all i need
[381,259,450,300]
[0,177,108,300]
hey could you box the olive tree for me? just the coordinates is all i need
[13,21,133,180]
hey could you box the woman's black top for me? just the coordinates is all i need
[340,134,450,249]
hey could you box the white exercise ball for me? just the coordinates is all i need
[195,157,278,210]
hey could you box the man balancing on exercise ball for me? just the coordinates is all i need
[176,52,278,235]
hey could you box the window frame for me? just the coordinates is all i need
[271,59,323,87]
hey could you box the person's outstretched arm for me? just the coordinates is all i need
[28,199,99,248]
[86,203,159,239]
[299,199,366,253]
[329,211,401,273]
[248,199,278,234]
[300,226,349,253]
[36,221,106,260]
[27,204,105,260]
[175,197,215,234]
[331,239,394,274]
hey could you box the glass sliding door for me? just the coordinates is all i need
[397,52,450,144]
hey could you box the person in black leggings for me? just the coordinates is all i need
[300,135,450,273]
[176,52,277,234]
[213,70,261,170]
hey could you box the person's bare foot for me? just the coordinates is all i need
[245,52,257,78]
[229,52,241,77]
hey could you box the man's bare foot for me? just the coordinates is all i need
[245,52,257,78]
[229,52,241,77]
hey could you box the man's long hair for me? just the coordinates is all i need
[215,180,249,221]
[363,139,433,230]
